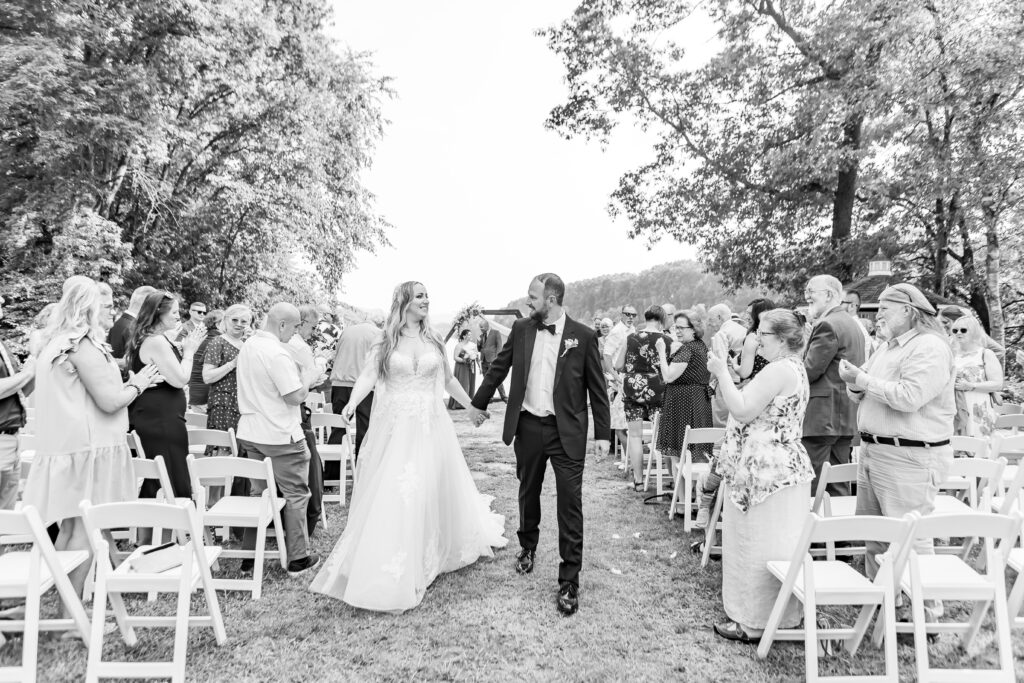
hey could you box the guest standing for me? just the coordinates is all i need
[802,275,865,495]
[188,309,223,413]
[23,276,159,600]
[328,314,384,459]
[950,315,1002,438]
[707,309,813,643]
[236,303,319,575]
[175,301,207,341]
[449,329,477,410]
[290,305,328,538]
[736,298,775,382]
[840,283,955,622]
[479,318,506,403]
[615,305,671,488]
[125,291,205,498]
[0,295,35,511]
[108,285,156,361]
[202,304,251,440]
[706,304,748,427]
[655,310,713,463]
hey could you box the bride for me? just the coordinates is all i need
[309,281,508,612]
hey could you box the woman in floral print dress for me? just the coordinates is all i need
[614,305,671,489]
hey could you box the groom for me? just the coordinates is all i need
[469,273,610,616]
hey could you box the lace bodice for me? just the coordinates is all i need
[375,348,446,423]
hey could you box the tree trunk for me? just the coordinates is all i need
[97,152,131,219]
[981,198,1004,346]
[932,196,951,295]
[957,212,991,332]
[831,113,862,282]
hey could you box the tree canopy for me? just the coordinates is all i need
[0,0,390,348]
[542,0,1024,344]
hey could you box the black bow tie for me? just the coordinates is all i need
[537,322,557,335]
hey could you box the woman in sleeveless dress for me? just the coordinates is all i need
[125,291,206,499]
[24,276,160,603]
[707,309,814,644]
[309,281,507,612]
[735,298,775,385]
[950,316,1002,439]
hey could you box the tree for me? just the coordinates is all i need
[0,0,391,330]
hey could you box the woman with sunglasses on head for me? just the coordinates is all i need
[950,315,1003,438]
[203,304,253,444]
[125,292,206,500]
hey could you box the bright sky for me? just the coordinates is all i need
[327,1,705,319]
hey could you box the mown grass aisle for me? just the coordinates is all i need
[6,404,1023,681]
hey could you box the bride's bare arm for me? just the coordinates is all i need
[445,375,474,409]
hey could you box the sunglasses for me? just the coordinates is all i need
[622,312,637,317]
[951,328,969,334]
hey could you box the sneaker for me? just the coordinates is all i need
[287,554,321,576]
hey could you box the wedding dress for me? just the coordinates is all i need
[309,345,507,612]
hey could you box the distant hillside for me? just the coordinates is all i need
[503,261,770,322]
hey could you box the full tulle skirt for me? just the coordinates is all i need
[309,400,507,612]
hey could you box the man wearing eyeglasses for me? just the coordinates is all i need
[803,275,865,497]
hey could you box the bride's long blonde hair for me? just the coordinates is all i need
[377,281,449,380]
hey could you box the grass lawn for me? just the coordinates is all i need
[4,403,1024,681]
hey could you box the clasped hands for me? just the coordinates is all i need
[468,406,490,428]
[837,359,863,386]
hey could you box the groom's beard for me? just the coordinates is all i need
[529,306,548,324]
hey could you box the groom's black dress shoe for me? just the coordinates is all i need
[515,548,535,575]
[557,583,579,616]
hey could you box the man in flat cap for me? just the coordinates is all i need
[838,283,954,620]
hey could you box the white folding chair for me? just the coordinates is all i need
[16,433,35,499]
[934,456,1005,514]
[310,412,357,509]
[883,511,1021,682]
[304,391,326,413]
[667,427,725,529]
[809,462,862,559]
[0,506,92,682]
[995,403,1022,416]
[184,411,207,430]
[992,434,1024,495]
[186,454,286,599]
[943,435,989,494]
[995,464,1024,628]
[641,414,670,497]
[79,500,226,683]
[758,513,913,682]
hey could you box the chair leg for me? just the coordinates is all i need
[85,573,109,683]
[962,599,990,648]
[22,569,41,683]
[803,583,819,683]
[682,468,693,532]
[992,569,1016,680]
[910,588,930,682]
[253,525,267,600]
[1008,566,1024,626]
[701,492,722,569]
[171,556,193,683]
[668,458,683,519]
[847,604,876,655]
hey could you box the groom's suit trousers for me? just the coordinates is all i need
[514,412,584,588]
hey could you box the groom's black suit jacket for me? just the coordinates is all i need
[472,315,611,458]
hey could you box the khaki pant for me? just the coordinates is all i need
[237,438,312,563]
[857,442,953,619]
[0,435,19,511]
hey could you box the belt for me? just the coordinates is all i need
[860,432,949,449]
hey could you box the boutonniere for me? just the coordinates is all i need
[561,338,579,357]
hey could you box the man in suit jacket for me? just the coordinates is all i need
[470,273,610,617]
[109,285,157,360]
[478,318,506,402]
[803,274,866,495]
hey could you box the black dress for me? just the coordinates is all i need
[656,339,714,462]
[130,337,191,498]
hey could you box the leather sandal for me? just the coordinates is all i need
[713,620,761,644]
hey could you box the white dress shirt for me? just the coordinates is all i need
[523,313,565,417]
[236,331,304,444]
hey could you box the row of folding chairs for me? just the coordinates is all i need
[758,510,1023,682]
[2,502,225,683]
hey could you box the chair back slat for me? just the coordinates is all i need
[187,454,270,481]
[79,500,193,533]
[950,435,987,458]
[185,411,208,429]
[912,512,1021,542]
[947,455,1005,481]
[808,513,913,546]
[993,434,1024,456]
[187,428,236,452]
[0,509,33,536]
[994,414,1024,433]
[996,402,1022,415]
[681,427,726,445]
[309,412,346,429]
[812,462,860,512]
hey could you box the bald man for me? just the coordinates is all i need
[235,303,320,575]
